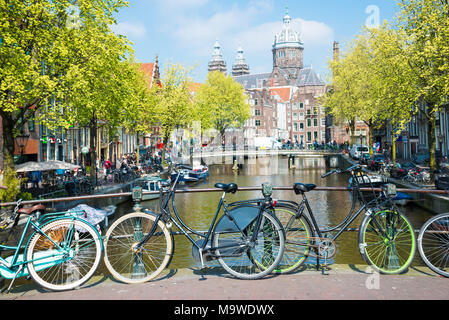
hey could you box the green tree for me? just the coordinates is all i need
[57,16,150,181]
[322,23,418,162]
[0,0,129,170]
[396,0,449,172]
[194,71,250,145]
[152,63,194,161]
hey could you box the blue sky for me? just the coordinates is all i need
[111,0,401,83]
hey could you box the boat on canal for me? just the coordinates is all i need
[141,176,167,201]
[170,164,209,183]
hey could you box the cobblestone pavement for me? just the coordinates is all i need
[1,264,448,301]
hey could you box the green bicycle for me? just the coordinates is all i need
[268,164,416,275]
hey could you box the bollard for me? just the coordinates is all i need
[289,155,296,170]
[232,159,239,171]
[132,186,143,212]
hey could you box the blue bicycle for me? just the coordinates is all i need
[0,199,103,292]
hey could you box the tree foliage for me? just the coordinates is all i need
[151,63,193,159]
[194,71,250,141]
[0,0,149,173]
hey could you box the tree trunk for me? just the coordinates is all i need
[349,118,356,145]
[428,110,437,180]
[1,113,16,171]
[161,134,169,165]
[89,119,97,185]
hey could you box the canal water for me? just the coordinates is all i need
[112,154,433,271]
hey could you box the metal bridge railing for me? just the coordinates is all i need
[1,185,448,207]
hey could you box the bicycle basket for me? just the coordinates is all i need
[352,171,387,203]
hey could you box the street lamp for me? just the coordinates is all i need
[16,130,30,156]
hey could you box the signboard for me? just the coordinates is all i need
[81,146,89,154]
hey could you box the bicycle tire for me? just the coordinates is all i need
[418,213,449,277]
[270,205,312,273]
[26,218,102,291]
[103,212,173,284]
[359,209,415,274]
[212,210,285,280]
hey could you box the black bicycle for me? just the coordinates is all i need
[418,212,449,277]
[268,164,416,275]
[103,163,285,283]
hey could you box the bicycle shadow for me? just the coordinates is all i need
[190,266,282,280]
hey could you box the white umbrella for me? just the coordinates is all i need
[15,161,41,172]
[15,160,80,172]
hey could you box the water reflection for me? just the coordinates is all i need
[114,154,432,269]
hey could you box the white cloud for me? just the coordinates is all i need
[110,22,147,39]
[293,18,334,47]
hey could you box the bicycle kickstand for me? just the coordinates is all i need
[321,253,329,276]
[198,249,207,281]
[5,265,24,293]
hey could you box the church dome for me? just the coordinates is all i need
[273,9,304,50]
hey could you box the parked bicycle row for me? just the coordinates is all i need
[0,164,447,294]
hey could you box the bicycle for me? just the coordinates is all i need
[266,164,416,275]
[417,212,449,277]
[0,199,103,292]
[103,163,285,284]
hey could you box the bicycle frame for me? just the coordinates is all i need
[287,169,394,244]
[136,169,269,264]
[0,211,101,281]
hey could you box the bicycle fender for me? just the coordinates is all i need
[214,205,260,233]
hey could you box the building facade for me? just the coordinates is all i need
[232,10,327,147]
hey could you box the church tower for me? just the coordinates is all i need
[232,46,250,76]
[208,39,227,74]
[272,8,304,78]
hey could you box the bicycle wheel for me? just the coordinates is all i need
[418,213,449,277]
[212,210,285,280]
[26,218,102,291]
[359,209,415,274]
[103,212,173,284]
[271,205,312,273]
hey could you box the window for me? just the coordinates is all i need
[255,109,261,116]
[313,119,318,127]
[314,131,318,140]
[307,132,312,142]
[293,123,298,132]
[293,112,297,120]
[306,109,311,116]
[307,119,311,127]
[299,102,304,109]
[321,118,326,126]
[300,123,304,131]
[254,99,258,106]
[255,120,261,127]
[299,112,304,120]
[28,118,35,132]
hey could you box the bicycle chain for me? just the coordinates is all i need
[285,236,337,259]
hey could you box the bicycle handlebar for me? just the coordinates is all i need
[321,164,362,178]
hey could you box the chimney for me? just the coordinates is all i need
[333,41,339,62]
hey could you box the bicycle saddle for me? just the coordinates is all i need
[293,183,316,194]
[215,183,238,194]
[17,204,46,215]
